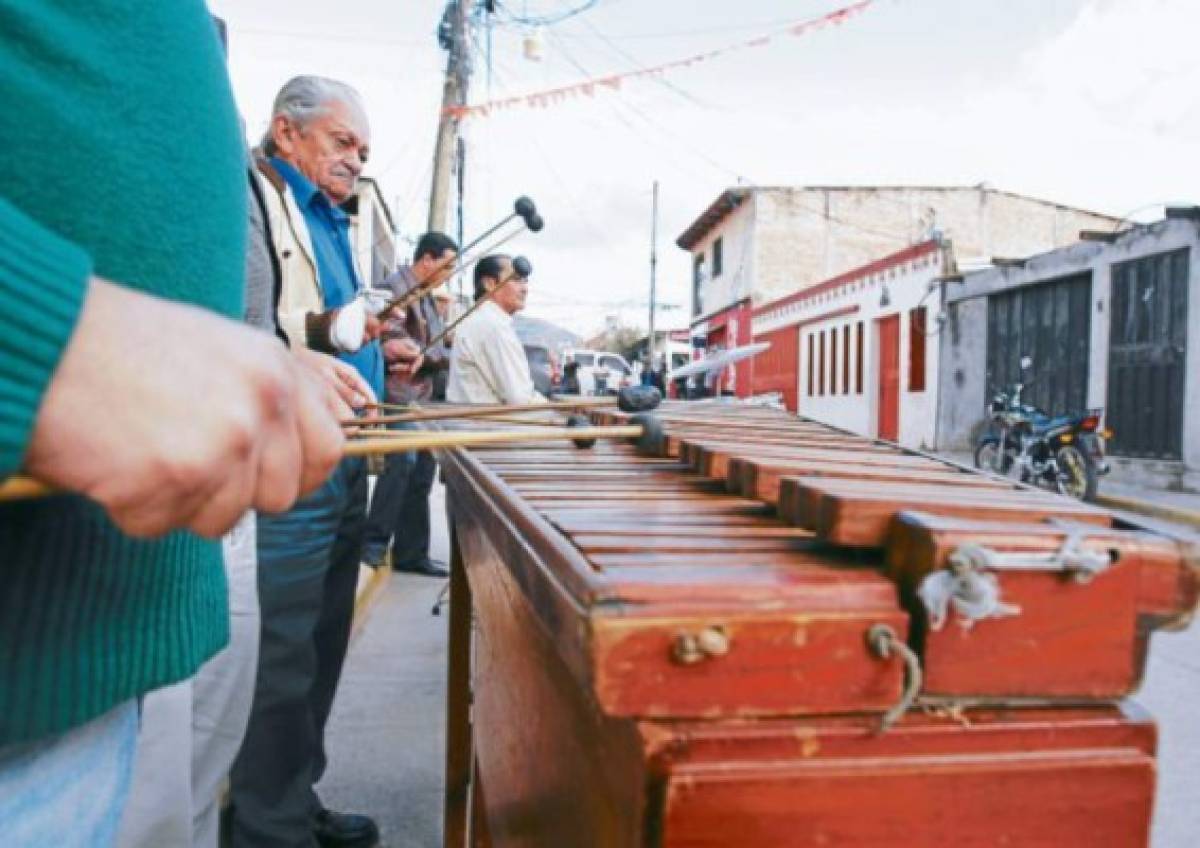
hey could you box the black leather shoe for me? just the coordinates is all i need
[314,808,379,848]
[393,557,449,578]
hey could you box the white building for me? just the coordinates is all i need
[344,176,398,286]
[676,186,1121,399]
[753,241,949,448]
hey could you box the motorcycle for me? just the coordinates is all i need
[973,357,1111,502]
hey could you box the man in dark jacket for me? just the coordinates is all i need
[362,232,458,576]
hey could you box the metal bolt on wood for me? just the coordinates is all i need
[672,626,730,665]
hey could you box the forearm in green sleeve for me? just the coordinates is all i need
[0,196,91,475]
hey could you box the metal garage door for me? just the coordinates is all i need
[1106,248,1189,459]
[986,272,1092,418]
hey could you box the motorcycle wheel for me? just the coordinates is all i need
[1055,445,1098,501]
[974,437,1012,475]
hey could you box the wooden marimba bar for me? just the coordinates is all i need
[438,401,1199,847]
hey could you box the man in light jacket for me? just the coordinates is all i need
[230,75,394,848]
[447,254,543,405]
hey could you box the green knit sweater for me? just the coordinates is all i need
[0,1,245,744]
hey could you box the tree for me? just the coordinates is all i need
[595,323,644,360]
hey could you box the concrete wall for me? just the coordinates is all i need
[935,295,991,451]
[691,186,1119,322]
[691,200,755,320]
[936,216,1200,489]
[348,181,397,287]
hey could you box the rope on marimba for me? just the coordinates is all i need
[920,535,1116,631]
[867,624,923,733]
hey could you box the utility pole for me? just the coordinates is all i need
[647,180,659,375]
[429,0,471,232]
[454,136,466,301]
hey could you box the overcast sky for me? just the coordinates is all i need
[208,0,1200,336]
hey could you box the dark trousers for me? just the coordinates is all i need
[228,458,368,847]
[362,447,436,568]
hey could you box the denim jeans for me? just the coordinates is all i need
[0,700,138,847]
[363,421,435,566]
[117,512,260,848]
[229,458,367,847]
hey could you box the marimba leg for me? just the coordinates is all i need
[444,527,473,847]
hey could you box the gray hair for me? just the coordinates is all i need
[261,75,369,155]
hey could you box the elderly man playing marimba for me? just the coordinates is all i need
[228,75,394,848]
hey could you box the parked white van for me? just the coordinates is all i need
[561,349,634,395]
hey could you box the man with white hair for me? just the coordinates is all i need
[228,76,400,848]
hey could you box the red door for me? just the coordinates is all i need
[877,315,900,441]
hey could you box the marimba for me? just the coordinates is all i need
[437,401,1198,846]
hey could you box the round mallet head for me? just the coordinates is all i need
[525,212,545,233]
[514,196,537,220]
[617,385,661,413]
[629,413,666,456]
[511,255,532,279]
[566,414,596,449]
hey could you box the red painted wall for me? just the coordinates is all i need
[750,326,800,411]
[703,301,754,397]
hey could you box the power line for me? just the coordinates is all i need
[569,12,718,110]
[466,36,630,255]
[542,28,744,184]
[464,4,918,260]
[448,0,879,119]
[553,16,824,41]
[494,0,600,27]
[233,25,429,49]
[547,34,916,247]
[505,28,917,249]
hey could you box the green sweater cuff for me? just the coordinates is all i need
[0,197,91,476]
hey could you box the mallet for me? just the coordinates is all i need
[459,196,538,261]
[0,395,666,503]
[352,385,661,427]
[0,418,666,502]
[377,198,542,322]
[418,255,533,357]
[343,412,666,457]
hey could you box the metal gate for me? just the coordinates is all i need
[986,272,1092,417]
[1106,248,1190,459]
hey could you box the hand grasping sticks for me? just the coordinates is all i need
[0,389,665,503]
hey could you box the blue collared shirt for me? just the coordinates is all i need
[271,157,383,397]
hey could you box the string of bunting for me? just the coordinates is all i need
[444,0,877,120]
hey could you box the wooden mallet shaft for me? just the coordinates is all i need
[343,424,644,455]
[376,197,540,322]
[419,255,532,357]
[0,415,664,503]
[347,396,616,426]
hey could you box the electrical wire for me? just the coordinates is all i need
[494,0,600,28]
[233,24,429,49]
[542,28,744,184]
[467,36,700,321]
[568,12,718,110]
[464,0,920,318]
[552,15,829,41]
[469,37,628,253]
[540,23,917,253]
